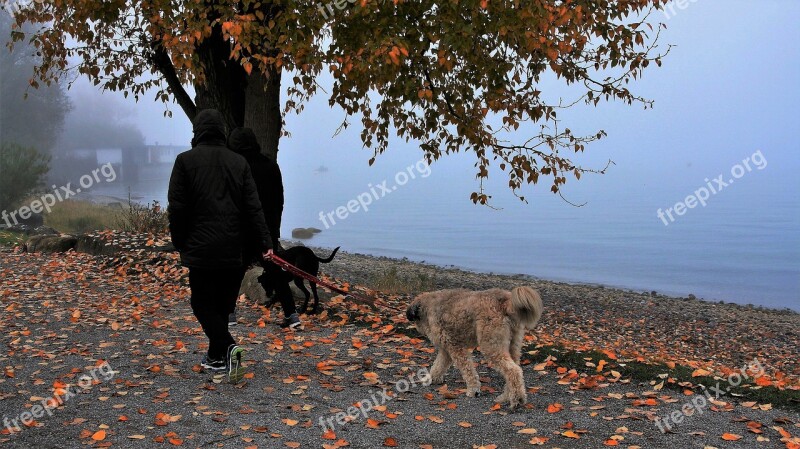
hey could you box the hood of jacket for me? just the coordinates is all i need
[192,109,227,147]
[227,127,261,156]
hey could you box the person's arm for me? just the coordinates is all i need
[241,163,273,253]
[167,155,189,251]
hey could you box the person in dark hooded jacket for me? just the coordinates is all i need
[227,127,296,327]
[167,109,273,382]
[227,127,284,254]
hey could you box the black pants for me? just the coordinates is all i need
[274,280,297,317]
[189,267,245,360]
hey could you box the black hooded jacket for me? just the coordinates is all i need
[227,128,284,247]
[167,110,272,268]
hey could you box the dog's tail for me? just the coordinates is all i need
[316,246,340,263]
[507,286,543,329]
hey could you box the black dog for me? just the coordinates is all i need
[258,246,340,314]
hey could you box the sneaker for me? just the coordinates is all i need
[280,313,302,329]
[226,344,245,384]
[200,355,226,372]
[228,312,238,326]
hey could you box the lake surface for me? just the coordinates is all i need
[86,152,800,313]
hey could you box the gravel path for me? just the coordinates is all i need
[0,244,798,449]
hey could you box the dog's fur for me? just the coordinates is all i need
[406,286,543,408]
[259,246,340,314]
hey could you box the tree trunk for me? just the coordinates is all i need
[244,65,282,161]
[193,26,246,133]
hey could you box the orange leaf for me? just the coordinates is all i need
[721,433,742,441]
[91,430,106,441]
[547,403,563,413]
[561,430,580,439]
[322,430,336,440]
[384,437,398,447]
[601,350,618,360]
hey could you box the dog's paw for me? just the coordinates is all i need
[464,387,481,398]
[506,393,527,409]
[420,373,442,386]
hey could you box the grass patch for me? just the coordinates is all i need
[44,200,119,233]
[0,230,23,248]
[114,200,168,234]
[370,267,436,295]
[524,344,800,412]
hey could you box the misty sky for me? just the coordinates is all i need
[65,0,800,205]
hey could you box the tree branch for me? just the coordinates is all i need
[150,42,197,121]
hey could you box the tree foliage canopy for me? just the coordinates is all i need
[10,0,670,202]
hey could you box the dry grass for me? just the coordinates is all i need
[0,230,24,247]
[44,200,118,233]
[114,200,168,235]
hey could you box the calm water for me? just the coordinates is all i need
[87,153,800,313]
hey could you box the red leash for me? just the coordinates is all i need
[266,253,372,303]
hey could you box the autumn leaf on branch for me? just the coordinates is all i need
[10,0,671,201]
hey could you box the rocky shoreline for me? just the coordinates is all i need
[307,242,798,314]
[302,242,799,383]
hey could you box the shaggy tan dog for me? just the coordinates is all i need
[406,286,543,408]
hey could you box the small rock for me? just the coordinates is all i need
[75,235,119,256]
[25,235,77,253]
[292,228,319,239]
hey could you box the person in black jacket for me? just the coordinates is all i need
[167,109,273,383]
[226,127,299,328]
[227,127,284,253]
